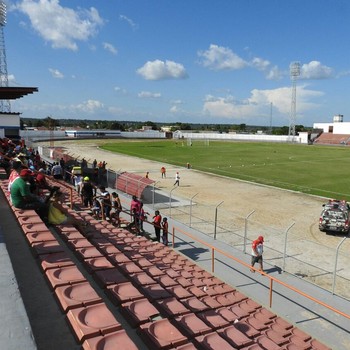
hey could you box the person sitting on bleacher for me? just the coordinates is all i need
[10,168,48,219]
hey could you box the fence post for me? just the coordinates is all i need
[214,201,224,240]
[332,236,347,294]
[282,222,295,272]
[244,210,255,253]
[152,181,159,209]
[189,193,198,227]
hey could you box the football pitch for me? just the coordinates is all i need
[101,140,350,201]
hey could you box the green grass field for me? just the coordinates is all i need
[101,139,350,200]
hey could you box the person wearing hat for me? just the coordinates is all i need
[250,235,264,273]
[10,169,48,216]
[80,176,96,208]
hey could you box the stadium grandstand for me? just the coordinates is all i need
[0,142,349,349]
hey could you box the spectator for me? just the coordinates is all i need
[51,162,63,180]
[72,173,83,196]
[111,192,122,227]
[98,186,112,220]
[145,171,149,179]
[139,202,149,233]
[129,195,141,232]
[152,210,162,242]
[10,168,48,219]
[80,176,96,208]
[162,217,169,245]
[36,168,53,193]
[250,235,264,273]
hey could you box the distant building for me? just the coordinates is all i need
[313,115,350,134]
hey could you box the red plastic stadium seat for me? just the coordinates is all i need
[75,247,104,261]
[82,330,138,350]
[66,303,122,342]
[83,256,114,273]
[217,325,254,348]
[106,282,144,305]
[174,313,212,338]
[140,284,172,301]
[26,230,56,245]
[255,335,281,350]
[167,285,193,300]
[55,281,102,312]
[139,318,188,349]
[200,296,222,309]
[22,222,50,234]
[45,265,86,289]
[18,215,44,225]
[197,309,230,330]
[31,240,64,256]
[195,331,236,350]
[181,297,211,313]
[93,268,128,288]
[128,272,156,287]
[155,297,191,318]
[117,261,143,275]
[120,298,160,327]
[39,252,75,271]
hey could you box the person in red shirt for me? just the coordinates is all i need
[250,235,264,273]
[152,210,162,242]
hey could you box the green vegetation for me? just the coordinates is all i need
[101,139,350,200]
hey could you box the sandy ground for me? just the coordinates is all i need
[42,139,350,298]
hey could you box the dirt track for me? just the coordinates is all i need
[46,139,350,298]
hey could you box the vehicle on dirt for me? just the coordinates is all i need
[319,199,350,234]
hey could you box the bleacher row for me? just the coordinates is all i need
[313,133,350,145]
[0,176,331,350]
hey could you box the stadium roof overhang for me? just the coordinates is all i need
[0,87,38,99]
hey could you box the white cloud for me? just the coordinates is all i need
[114,86,127,94]
[251,57,270,71]
[198,44,247,70]
[203,85,324,120]
[138,91,161,98]
[137,59,188,80]
[300,61,333,79]
[119,14,138,30]
[266,66,284,80]
[15,0,104,51]
[75,99,104,113]
[49,68,64,78]
[103,42,117,55]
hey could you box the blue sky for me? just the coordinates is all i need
[4,0,350,126]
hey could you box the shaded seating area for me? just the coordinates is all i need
[0,175,332,350]
[116,171,155,198]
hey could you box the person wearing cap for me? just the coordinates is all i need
[10,169,48,215]
[80,176,96,208]
[250,235,264,273]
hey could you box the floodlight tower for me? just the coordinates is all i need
[0,1,10,113]
[288,61,300,137]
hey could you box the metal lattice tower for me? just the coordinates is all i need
[288,61,300,137]
[0,1,10,112]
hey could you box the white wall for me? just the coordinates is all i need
[313,122,350,134]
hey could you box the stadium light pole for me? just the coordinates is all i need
[288,62,300,138]
[0,1,10,112]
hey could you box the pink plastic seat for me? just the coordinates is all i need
[255,335,281,350]
[167,285,193,300]
[14,209,37,218]
[187,286,207,298]
[55,281,102,312]
[128,272,156,287]
[134,257,153,268]
[26,230,56,245]
[197,309,230,330]
[233,320,260,339]
[139,318,188,349]
[140,284,172,301]
[181,297,211,313]
[120,298,160,327]
[75,246,104,261]
[39,252,75,271]
[67,238,94,250]
[200,296,223,309]
[106,282,144,305]
[218,325,254,348]
[238,299,262,313]
[174,313,212,338]
[18,215,44,225]
[60,230,85,241]
[66,303,122,342]
[45,265,86,289]
[82,330,138,350]
[83,256,114,273]
[117,261,143,275]
[98,244,120,255]
[93,268,128,288]
[22,222,50,234]
[265,329,290,346]
[309,339,331,350]
[155,275,178,288]
[175,276,193,288]
[31,240,64,256]
[156,297,191,318]
[107,252,131,265]
[195,331,236,350]
[143,265,165,277]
